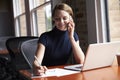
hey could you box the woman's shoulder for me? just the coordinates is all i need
[73,32,79,41]
[74,31,78,36]
[40,30,52,36]
[38,31,53,45]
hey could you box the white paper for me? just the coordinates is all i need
[31,68,79,78]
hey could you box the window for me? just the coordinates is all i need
[30,0,52,36]
[107,0,120,41]
[13,0,52,36]
[13,0,27,36]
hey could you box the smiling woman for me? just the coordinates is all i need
[33,3,85,76]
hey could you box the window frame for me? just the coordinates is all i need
[86,0,109,44]
[12,0,52,36]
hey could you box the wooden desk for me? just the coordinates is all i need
[0,49,8,54]
[20,57,119,80]
[20,65,120,80]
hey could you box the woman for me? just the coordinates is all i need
[33,3,85,75]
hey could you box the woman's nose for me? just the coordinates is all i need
[59,19,64,23]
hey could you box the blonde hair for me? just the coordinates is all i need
[52,3,73,18]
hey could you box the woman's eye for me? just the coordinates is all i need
[63,17,69,20]
[54,17,69,21]
[54,18,60,21]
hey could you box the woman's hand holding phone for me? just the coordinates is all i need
[67,16,75,39]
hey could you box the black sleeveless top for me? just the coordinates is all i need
[38,27,79,66]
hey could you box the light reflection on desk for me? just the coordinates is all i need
[83,66,119,80]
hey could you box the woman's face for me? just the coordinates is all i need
[53,10,70,31]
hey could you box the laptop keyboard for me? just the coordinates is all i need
[64,64,83,71]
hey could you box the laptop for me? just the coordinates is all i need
[64,41,120,71]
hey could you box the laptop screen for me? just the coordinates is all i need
[64,42,120,71]
[82,42,120,71]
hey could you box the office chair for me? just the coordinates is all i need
[20,38,76,68]
[6,36,38,70]
[20,39,38,69]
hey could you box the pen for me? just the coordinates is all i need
[34,56,41,66]
[34,56,48,75]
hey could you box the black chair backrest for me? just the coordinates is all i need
[20,39,38,69]
[6,36,38,70]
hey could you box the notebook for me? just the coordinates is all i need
[64,41,120,71]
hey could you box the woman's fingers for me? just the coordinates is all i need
[38,66,48,75]
[43,66,48,71]
[33,65,48,76]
